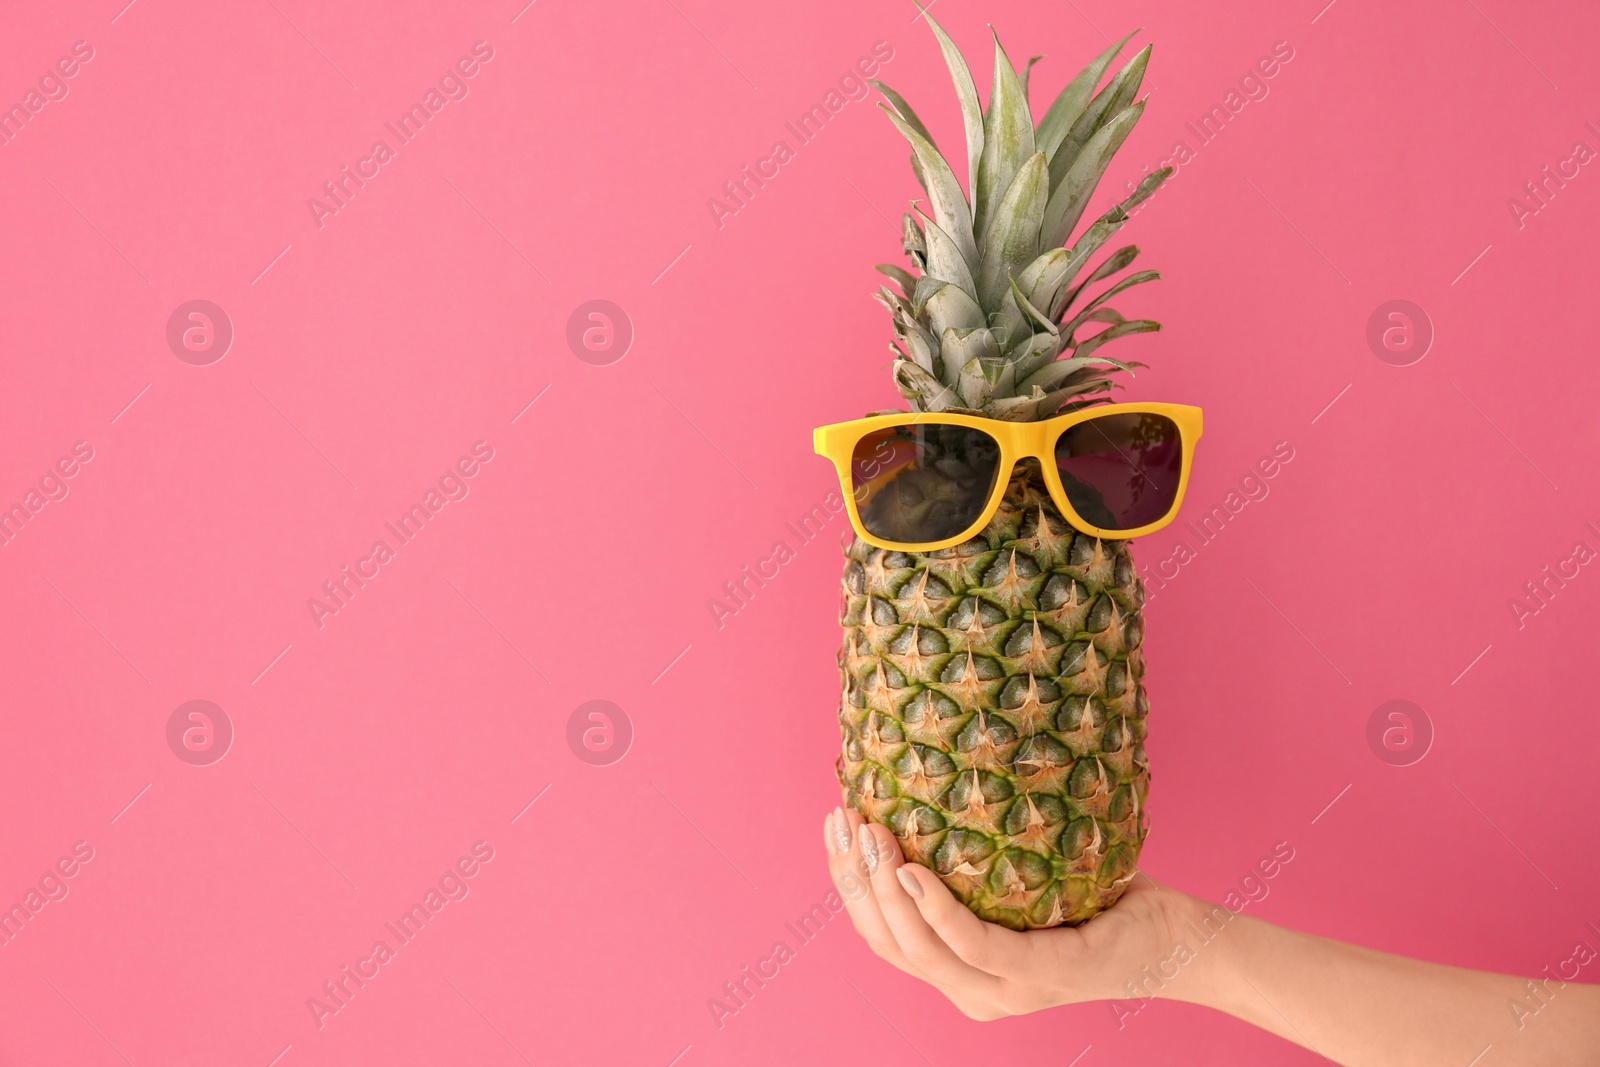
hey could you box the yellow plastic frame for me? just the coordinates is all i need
[813,402,1204,551]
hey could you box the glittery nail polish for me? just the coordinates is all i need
[831,808,852,856]
[859,825,879,875]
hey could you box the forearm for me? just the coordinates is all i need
[1154,891,1600,1066]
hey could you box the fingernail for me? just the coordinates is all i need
[831,808,852,855]
[858,824,879,875]
[896,866,924,900]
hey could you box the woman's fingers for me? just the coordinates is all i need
[894,861,1029,978]
[820,804,852,858]
[823,808,918,977]
[828,811,1181,1019]
[860,823,1009,1003]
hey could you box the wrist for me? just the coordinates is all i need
[1143,889,1251,1010]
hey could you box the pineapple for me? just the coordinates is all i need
[836,14,1171,930]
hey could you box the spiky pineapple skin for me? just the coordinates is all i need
[837,468,1149,930]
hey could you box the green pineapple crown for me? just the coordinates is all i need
[874,12,1170,422]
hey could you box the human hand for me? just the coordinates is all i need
[823,806,1198,1020]
[825,806,1600,1062]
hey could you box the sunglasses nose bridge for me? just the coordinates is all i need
[1010,420,1053,466]
[1036,420,1057,459]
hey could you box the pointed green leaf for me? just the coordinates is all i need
[1019,247,1077,311]
[876,263,919,299]
[1016,354,1131,394]
[974,32,1036,238]
[1078,306,1128,326]
[1056,245,1139,319]
[942,325,1000,363]
[1060,270,1159,340]
[924,285,986,384]
[1070,318,1160,361]
[1014,246,1071,295]
[890,338,936,383]
[890,295,943,375]
[921,6,985,202]
[1035,32,1136,161]
[898,318,941,377]
[903,212,926,254]
[894,359,964,412]
[976,152,1048,307]
[924,282,986,333]
[992,247,1073,345]
[1045,378,1119,412]
[1006,273,1059,345]
[1045,167,1169,312]
[1052,228,1127,313]
[985,386,1047,421]
[1007,329,1067,382]
[1042,101,1146,249]
[1019,54,1044,101]
[923,218,979,300]
[1049,45,1150,191]
[977,354,1013,386]
[876,282,912,315]
[991,297,1025,353]
[987,378,1115,421]
[945,327,1003,406]
[962,354,1017,407]
[879,103,978,271]
[1117,166,1170,213]
[953,356,1001,408]
[871,80,936,147]
[872,80,937,194]
[901,214,928,273]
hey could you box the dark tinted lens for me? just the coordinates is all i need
[851,424,1001,544]
[1054,413,1182,531]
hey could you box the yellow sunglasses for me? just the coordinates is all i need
[813,403,1203,552]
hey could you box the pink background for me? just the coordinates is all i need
[2,0,1597,1063]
